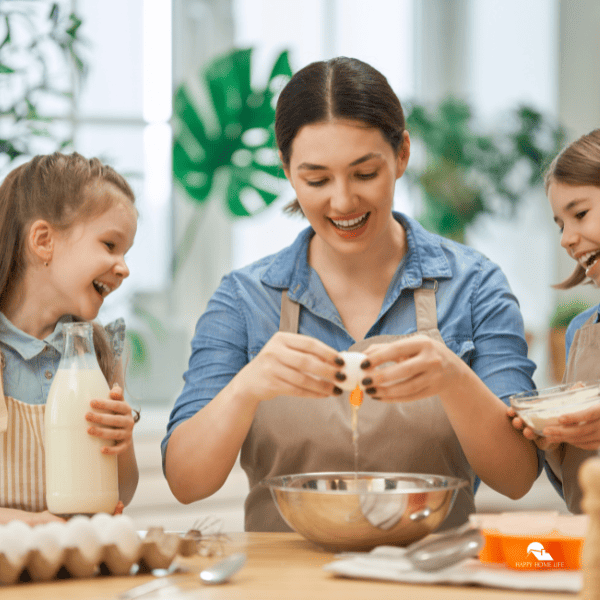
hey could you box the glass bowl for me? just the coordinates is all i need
[510,381,600,435]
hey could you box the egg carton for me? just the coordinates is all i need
[0,521,197,585]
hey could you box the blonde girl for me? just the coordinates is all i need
[0,152,139,525]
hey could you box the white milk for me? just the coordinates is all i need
[45,368,118,515]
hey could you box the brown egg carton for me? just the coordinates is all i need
[0,527,197,585]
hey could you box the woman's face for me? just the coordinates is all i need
[283,119,409,257]
[548,180,600,285]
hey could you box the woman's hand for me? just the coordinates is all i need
[86,385,136,455]
[360,334,466,402]
[234,332,343,405]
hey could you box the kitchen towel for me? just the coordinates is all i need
[324,545,582,593]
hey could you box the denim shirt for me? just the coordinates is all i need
[163,212,541,484]
[0,313,125,405]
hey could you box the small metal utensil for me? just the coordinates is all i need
[200,552,247,584]
[335,524,484,572]
[406,525,484,571]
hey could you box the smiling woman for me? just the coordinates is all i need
[163,57,541,533]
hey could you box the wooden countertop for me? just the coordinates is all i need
[1,532,578,600]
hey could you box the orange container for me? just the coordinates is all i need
[499,534,584,570]
[479,529,504,564]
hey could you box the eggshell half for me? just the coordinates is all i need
[338,351,367,391]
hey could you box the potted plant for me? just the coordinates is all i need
[405,98,565,243]
[0,1,85,174]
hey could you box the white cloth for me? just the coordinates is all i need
[324,545,582,593]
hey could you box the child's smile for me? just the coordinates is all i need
[549,181,600,285]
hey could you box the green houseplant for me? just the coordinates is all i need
[405,98,566,242]
[0,1,85,173]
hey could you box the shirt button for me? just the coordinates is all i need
[45,370,53,380]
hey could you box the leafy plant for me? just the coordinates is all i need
[405,98,566,242]
[549,300,592,329]
[0,1,85,173]
[171,48,292,274]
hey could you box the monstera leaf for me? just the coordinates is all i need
[172,48,292,217]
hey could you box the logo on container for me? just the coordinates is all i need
[513,541,565,569]
[526,542,553,561]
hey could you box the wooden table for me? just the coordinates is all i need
[1,532,579,600]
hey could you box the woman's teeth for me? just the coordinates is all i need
[330,213,369,231]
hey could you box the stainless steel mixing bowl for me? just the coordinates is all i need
[262,472,468,551]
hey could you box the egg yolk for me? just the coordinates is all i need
[349,385,363,407]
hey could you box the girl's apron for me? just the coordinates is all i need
[240,282,476,531]
[0,352,47,512]
[548,312,600,513]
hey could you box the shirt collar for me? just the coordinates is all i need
[0,313,74,360]
[260,212,453,302]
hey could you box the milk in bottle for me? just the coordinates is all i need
[45,322,118,516]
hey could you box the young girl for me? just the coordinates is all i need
[509,129,600,513]
[0,152,139,525]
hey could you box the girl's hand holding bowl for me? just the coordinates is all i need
[508,381,600,451]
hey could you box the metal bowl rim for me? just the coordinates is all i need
[261,471,469,494]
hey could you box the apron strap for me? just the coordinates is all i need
[279,278,439,335]
[0,351,7,433]
[280,292,300,334]
[414,279,439,332]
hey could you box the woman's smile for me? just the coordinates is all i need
[328,212,371,237]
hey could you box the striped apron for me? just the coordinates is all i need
[0,352,47,512]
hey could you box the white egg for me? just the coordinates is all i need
[30,524,63,561]
[0,520,32,564]
[103,515,141,559]
[43,521,68,547]
[338,351,367,391]
[90,512,114,545]
[64,516,102,562]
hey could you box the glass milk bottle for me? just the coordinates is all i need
[45,322,118,516]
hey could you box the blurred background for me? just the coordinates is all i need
[1,0,599,531]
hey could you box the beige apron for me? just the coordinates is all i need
[546,312,600,513]
[0,352,47,512]
[240,282,475,531]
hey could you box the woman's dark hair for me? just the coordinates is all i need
[545,129,600,289]
[275,57,406,214]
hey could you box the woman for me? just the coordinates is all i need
[163,57,541,531]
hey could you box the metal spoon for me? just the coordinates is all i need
[335,525,484,572]
[118,553,247,598]
[200,552,247,584]
[405,526,484,571]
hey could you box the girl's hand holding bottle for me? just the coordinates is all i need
[85,384,136,455]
